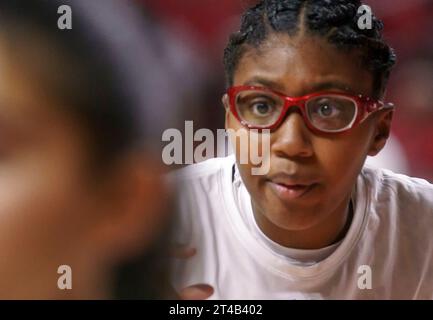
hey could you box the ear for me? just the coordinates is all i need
[367,108,394,157]
[222,94,231,130]
[87,153,171,264]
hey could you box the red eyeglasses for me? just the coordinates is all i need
[226,85,394,134]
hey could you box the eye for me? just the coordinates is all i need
[235,90,282,125]
[251,102,273,117]
[318,104,334,117]
[316,100,341,118]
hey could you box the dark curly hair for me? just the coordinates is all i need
[224,0,397,99]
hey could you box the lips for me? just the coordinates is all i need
[266,173,319,201]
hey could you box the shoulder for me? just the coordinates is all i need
[167,155,235,185]
[360,166,433,294]
[361,165,433,206]
[167,156,236,246]
[166,155,236,217]
[360,165,433,236]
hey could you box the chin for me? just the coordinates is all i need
[265,206,324,231]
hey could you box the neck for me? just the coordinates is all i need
[252,194,353,250]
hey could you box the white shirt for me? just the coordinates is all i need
[170,155,433,299]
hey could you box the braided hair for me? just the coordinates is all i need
[224,0,396,99]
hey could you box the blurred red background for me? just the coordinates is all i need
[140,0,433,181]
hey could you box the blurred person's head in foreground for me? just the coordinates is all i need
[0,0,174,299]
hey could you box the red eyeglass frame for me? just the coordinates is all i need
[226,85,394,134]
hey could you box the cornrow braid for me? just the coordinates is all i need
[223,0,396,99]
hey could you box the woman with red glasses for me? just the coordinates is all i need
[170,0,433,299]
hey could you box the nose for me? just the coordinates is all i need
[271,111,314,159]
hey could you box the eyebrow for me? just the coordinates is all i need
[243,77,286,93]
[310,81,353,93]
[243,77,354,96]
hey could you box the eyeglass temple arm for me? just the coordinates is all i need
[366,101,395,112]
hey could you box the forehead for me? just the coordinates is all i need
[233,33,374,97]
